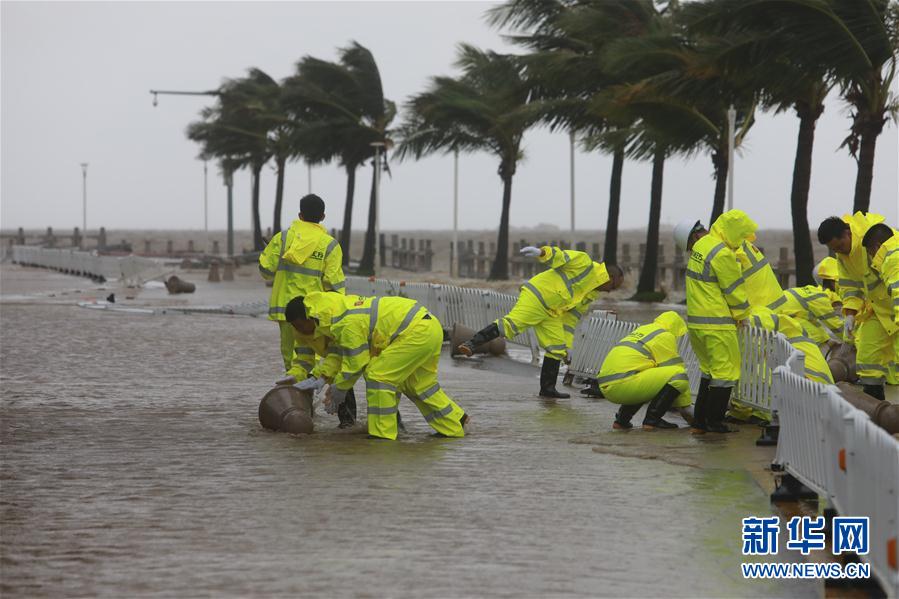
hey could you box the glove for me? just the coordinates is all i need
[843,314,855,340]
[519,246,542,258]
[294,376,326,392]
[324,386,347,415]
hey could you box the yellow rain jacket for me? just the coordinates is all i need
[749,308,834,385]
[686,230,751,330]
[817,257,839,283]
[834,212,895,333]
[259,220,346,321]
[771,285,843,344]
[870,234,899,327]
[597,311,691,407]
[286,328,331,382]
[303,292,428,392]
[711,210,783,308]
[529,247,610,317]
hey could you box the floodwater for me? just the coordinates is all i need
[1,265,820,597]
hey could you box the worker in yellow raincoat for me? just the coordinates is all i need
[863,223,899,392]
[597,311,692,431]
[818,213,897,400]
[673,218,751,434]
[286,292,468,440]
[748,308,834,385]
[456,246,623,398]
[259,194,346,371]
[770,284,843,345]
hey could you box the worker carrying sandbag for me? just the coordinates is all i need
[673,217,751,434]
[597,311,692,431]
[456,245,624,398]
[285,292,468,440]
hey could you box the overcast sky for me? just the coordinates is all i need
[2,1,897,236]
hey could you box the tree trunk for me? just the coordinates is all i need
[273,155,286,234]
[357,162,378,276]
[340,165,356,266]
[489,172,514,280]
[852,125,881,213]
[603,148,624,264]
[710,138,728,224]
[636,151,664,295]
[252,164,264,251]
[790,101,823,286]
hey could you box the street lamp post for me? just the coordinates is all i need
[80,163,88,246]
[370,142,386,276]
[203,160,209,253]
[307,162,312,195]
[727,105,736,211]
[569,131,576,248]
[453,148,459,279]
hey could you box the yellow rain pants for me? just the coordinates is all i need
[689,328,741,388]
[365,315,466,440]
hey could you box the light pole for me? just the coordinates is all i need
[727,105,736,211]
[569,131,576,248]
[80,162,88,245]
[370,142,386,276]
[453,148,459,278]
[203,160,209,253]
[307,162,313,194]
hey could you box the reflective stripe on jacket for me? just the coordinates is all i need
[259,220,346,321]
[737,241,783,307]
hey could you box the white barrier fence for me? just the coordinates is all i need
[773,366,899,598]
[12,246,170,286]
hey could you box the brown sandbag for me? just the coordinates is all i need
[258,385,314,434]
[449,323,506,357]
[835,382,899,434]
[165,275,196,294]
[827,342,856,383]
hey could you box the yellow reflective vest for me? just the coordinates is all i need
[686,232,751,330]
[259,220,346,321]
[770,285,843,343]
[834,212,896,335]
[303,292,428,391]
[525,247,610,317]
[870,234,899,327]
[597,311,687,384]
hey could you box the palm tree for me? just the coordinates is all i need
[397,44,542,280]
[283,42,394,273]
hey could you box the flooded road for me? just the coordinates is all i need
[1,265,819,597]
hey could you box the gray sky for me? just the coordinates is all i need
[2,1,897,236]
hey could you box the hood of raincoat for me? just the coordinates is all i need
[815,257,839,282]
[654,311,687,337]
[710,209,758,250]
[282,220,328,265]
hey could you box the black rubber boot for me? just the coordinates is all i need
[580,378,604,398]
[706,386,737,433]
[642,384,680,430]
[457,323,501,356]
[691,378,711,435]
[337,388,357,428]
[613,403,642,430]
[862,384,886,401]
[539,357,570,398]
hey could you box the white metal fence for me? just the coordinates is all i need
[12,246,170,286]
[773,365,899,598]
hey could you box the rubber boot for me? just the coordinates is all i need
[457,323,501,357]
[337,388,357,428]
[539,356,570,398]
[642,384,680,430]
[691,378,711,435]
[580,378,604,398]
[862,384,886,401]
[613,403,642,430]
[706,386,737,433]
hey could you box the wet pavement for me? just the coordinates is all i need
[0,264,829,597]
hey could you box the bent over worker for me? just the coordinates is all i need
[259,194,346,371]
[456,246,624,398]
[286,292,468,440]
[597,311,691,431]
[862,223,899,392]
[818,213,897,400]
[711,210,783,309]
[674,218,751,434]
[748,308,834,385]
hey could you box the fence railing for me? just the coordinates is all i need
[773,365,899,598]
[11,246,170,286]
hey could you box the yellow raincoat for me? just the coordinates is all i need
[597,311,692,407]
[869,234,899,373]
[304,292,465,440]
[711,209,783,308]
[259,219,346,369]
[771,285,843,344]
[749,308,834,385]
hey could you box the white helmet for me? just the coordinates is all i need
[673,219,701,252]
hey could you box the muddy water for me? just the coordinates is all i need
[1,266,817,597]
